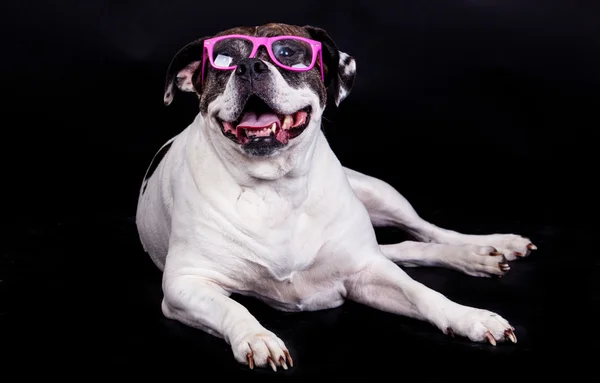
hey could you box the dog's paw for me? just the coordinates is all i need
[443,245,511,278]
[443,307,517,345]
[468,234,537,261]
[231,329,293,371]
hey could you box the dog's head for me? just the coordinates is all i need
[163,23,356,158]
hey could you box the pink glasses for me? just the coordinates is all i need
[201,34,324,83]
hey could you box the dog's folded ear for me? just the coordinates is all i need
[303,26,356,107]
[163,37,210,106]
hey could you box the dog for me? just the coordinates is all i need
[136,23,536,371]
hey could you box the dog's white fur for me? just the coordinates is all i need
[136,31,533,370]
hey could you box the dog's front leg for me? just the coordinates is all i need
[161,274,293,371]
[345,255,517,344]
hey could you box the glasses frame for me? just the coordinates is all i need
[201,34,324,83]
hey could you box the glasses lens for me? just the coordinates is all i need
[212,38,253,68]
[271,38,313,69]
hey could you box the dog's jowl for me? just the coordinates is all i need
[136,23,533,370]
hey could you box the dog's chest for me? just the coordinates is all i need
[235,187,297,229]
[232,187,327,280]
[226,187,352,311]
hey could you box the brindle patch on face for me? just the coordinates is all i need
[197,24,327,115]
[198,26,254,115]
[255,24,327,106]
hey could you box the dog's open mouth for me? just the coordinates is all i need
[218,96,311,146]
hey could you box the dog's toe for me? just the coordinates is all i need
[446,308,516,345]
[451,245,511,277]
[478,234,537,261]
[233,330,292,371]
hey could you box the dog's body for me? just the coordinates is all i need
[136,23,534,370]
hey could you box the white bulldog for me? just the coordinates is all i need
[136,23,535,371]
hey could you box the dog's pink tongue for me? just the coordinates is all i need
[236,112,279,129]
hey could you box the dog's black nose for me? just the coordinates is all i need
[235,58,268,81]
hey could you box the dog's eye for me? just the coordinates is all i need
[275,47,295,57]
[272,39,311,69]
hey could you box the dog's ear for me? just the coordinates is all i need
[303,26,356,107]
[163,37,210,106]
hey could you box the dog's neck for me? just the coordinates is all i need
[191,113,327,199]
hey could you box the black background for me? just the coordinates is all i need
[2,0,598,379]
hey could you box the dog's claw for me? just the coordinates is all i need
[247,353,254,370]
[527,243,537,250]
[514,251,524,258]
[498,254,510,272]
[279,356,288,370]
[504,329,517,343]
[267,356,277,371]
[490,249,503,256]
[484,331,497,346]
[446,327,455,337]
[284,350,293,367]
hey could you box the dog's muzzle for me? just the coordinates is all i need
[217,95,312,155]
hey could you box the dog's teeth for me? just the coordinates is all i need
[271,123,277,133]
[282,115,293,130]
